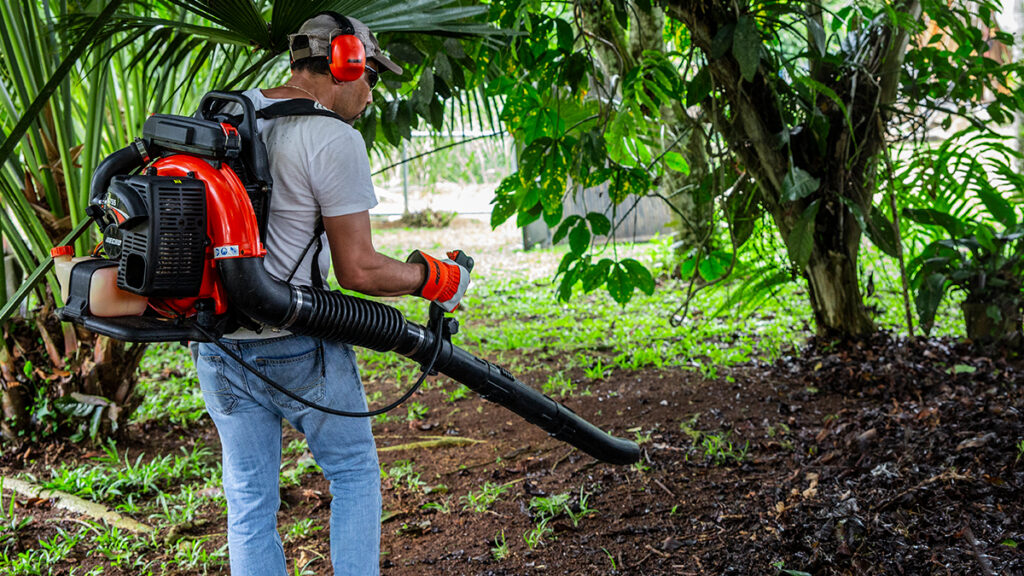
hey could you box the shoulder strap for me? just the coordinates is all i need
[256,99,345,289]
[284,219,327,289]
[256,99,346,123]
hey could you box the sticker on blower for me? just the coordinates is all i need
[213,245,240,259]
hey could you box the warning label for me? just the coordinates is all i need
[213,245,240,259]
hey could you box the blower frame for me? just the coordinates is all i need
[56,91,641,466]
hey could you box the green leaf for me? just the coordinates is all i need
[697,251,731,282]
[865,207,899,258]
[555,18,574,52]
[582,258,613,292]
[782,168,820,203]
[686,66,712,107]
[975,224,998,253]
[902,208,964,238]
[951,364,977,374]
[732,16,761,82]
[586,212,612,236]
[607,264,633,305]
[434,52,454,86]
[621,258,655,294]
[663,151,690,174]
[553,215,583,244]
[808,18,826,56]
[976,188,1016,228]
[569,223,591,255]
[786,199,821,269]
[711,22,735,59]
[915,272,948,335]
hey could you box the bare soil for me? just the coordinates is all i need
[2,332,1023,575]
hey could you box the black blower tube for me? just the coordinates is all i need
[217,258,641,465]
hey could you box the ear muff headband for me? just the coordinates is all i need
[324,12,365,83]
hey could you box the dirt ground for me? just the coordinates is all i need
[1,217,1023,575]
[3,331,1023,575]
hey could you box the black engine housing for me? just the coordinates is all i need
[107,174,208,297]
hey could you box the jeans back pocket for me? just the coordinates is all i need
[255,343,327,411]
[195,353,239,415]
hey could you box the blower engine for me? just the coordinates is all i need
[56,92,640,465]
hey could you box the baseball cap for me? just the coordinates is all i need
[288,13,403,76]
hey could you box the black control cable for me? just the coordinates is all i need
[191,316,443,417]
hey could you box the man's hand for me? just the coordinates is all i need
[406,250,471,312]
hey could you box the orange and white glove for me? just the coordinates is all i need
[407,250,471,312]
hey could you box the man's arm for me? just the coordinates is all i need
[323,210,425,296]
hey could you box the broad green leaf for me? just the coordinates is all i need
[586,212,612,236]
[553,215,583,244]
[902,208,964,238]
[711,22,735,59]
[976,188,1016,228]
[621,258,655,294]
[555,18,574,52]
[915,272,948,335]
[786,199,821,269]
[686,66,712,107]
[698,251,731,282]
[663,151,690,174]
[732,16,760,82]
[582,258,613,292]
[569,223,591,255]
[782,168,820,202]
[865,207,898,258]
[607,264,633,305]
[975,224,997,253]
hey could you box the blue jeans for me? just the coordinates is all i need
[193,335,381,576]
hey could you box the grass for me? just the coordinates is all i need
[460,481,514,513]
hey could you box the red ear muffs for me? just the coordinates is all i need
[328,32,365,82]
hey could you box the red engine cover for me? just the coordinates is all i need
[147,154,266,317]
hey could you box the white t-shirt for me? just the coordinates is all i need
[242,88,378,287]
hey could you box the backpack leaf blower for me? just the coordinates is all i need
[53,91,640,466]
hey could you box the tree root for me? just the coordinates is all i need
[1,476,154,534]
[377,436,483,453]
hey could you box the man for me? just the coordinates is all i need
[192,12,468,576]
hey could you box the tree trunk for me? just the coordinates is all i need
[805,249,874,340]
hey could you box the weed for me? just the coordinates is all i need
[0,480,33,553]
[42,441,215,503]
[149,484,205,526]
[445,385,471,403]
[283,438,308,457]
[280,457,322,487]
[460,481,512,513]
[491,530,510,561]
[528,493,571,519]
[406,401,429,421]
[385,460,426,493]
[632,428,653,445]
[284,518,323,542]
[541,372,576,398]
[421,498,452,514]
[2,526,86,574]
[174,536,227,572]
[583,359,609,380]
[701,433,749,465]
[602,547,617,570]
[523,518,553,549]
[1016,439,1024,464]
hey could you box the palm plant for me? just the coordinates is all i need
[1,0,499,441]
